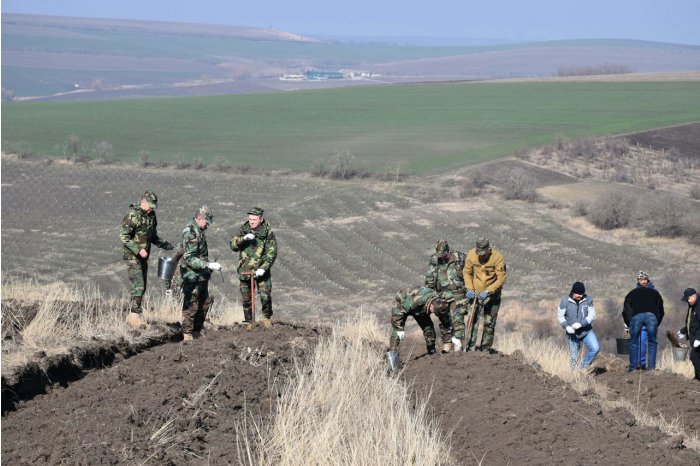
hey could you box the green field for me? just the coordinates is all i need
[3,81,700,174]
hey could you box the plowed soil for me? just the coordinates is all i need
[1,323,324,465]
[4,325,700,465]
[403,347,700,465]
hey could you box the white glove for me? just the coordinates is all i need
[572,322,582,330]
[678,331,686,340]
[397,331,405,341]
[694,340,700,348]
[451,336,462,351]
[243,233,256,240]
[255,268,265,277]
[565,326,575,334]
[207,262,221,271]
[623,324,629,330]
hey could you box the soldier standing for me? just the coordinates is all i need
[179,206,220,341]
[463,238,507,352]
[119,190,173,328]
[389,286,452,355]
[230,207,277,329]
[425,240,468,351]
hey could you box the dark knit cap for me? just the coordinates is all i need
[571,281,586,295]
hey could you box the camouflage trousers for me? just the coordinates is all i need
[465,293,502,351]
[389,305,453,351]
[449,298,471,339]
[239,275,272,321]
[181,280,213,334]
[126,258,148,313]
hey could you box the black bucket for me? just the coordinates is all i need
[616,337,630,355]
[158,256,177,281]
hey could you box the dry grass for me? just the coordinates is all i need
[242,312,453,465]
[498,331,700,451]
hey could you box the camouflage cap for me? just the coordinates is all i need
[435,240,450,253]
[198,205,214,224]
[636,270,649,281]
[143,190,158,209]
[475,238,490,255]
[247,207,264,216]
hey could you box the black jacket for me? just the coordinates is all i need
[622,286,664,326]
[682,301,699,343]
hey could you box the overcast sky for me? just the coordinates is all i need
[3,0,700,45]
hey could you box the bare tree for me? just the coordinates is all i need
[65,134,80,161]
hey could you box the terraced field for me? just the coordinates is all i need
[3,157,696,339]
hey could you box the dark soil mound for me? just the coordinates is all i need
[404,349,699,465]
[1,323,324,465]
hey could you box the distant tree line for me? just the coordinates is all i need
[556,63,633,77]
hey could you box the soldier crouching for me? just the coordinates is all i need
[389,286,453,354]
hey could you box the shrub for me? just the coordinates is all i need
[571,201,588,217]
[193,158,205,170]
[138,150,150,167]
[588,194,634,230]
[459,169,488,198]
[502,170,538,202]
[603,137,631,157]
[642,193,686,237]
[690,185,700,200]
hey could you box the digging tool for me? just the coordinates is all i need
[241,271,256,329]
[462,297,478,352]
[213,255,225,283]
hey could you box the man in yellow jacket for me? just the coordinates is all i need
[463,238,507,352]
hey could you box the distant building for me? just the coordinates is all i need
[305,71,344,80]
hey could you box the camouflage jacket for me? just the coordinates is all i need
[463,248,507,294]
[180,218,210,282]
[425,251,466,300]
[119,204,169,260]
[394,286,441,316]
[230,219,277,279]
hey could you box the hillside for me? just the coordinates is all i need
[3,14,700,100]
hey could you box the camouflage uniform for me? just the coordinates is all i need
[230,208,278,321]
[179,208,214,335]
[119,190,172,314]
[463,239,507,351]
[389,286,453,352]
[425,241,469,341]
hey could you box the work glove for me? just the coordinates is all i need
[572,322,582,330]
[465,290,476,299]
[397,330,405,341]
[243,233,256,241]
[677,330,686,340]
[255,268,266,277]
[478,290,489,301]
[694,340,700,348]
[451,337,462,351]
[162,241,174,251]
[207,262,221,271]
[565,326,575,334]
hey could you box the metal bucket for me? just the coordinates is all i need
[616,337,630,355]
[158,256,177,281]
[386,351,400,371]
[672,346,689,362]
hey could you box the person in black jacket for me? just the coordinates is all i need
[623,278,664,371]
[680,288,699,381]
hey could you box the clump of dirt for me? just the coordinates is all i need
[1,323,325,465]
[403,349,699,465]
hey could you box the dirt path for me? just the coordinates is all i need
[404,350,699,465]
[1,323,323,465]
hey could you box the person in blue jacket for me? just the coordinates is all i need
[557,281,599,369]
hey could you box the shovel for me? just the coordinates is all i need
[462,297,478,352]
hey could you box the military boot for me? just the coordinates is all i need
[246,321,256,331]
[182,333,194,342]
[427,345,436,355]
[262,317,271,328]
[126,312,144,329]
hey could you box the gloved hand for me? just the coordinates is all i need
[162,241,174,251]
[478,290,489,301]
[565,326,575,334]
[255,268,265,277]
[465,290,476,299]
[694,340,700,348]
[572,322,582,330]
[677,330,686,340]
[243,233,256,241]
[397,330,405,341]
[207,262,221,271]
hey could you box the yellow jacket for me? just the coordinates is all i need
[463,248,507,294]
